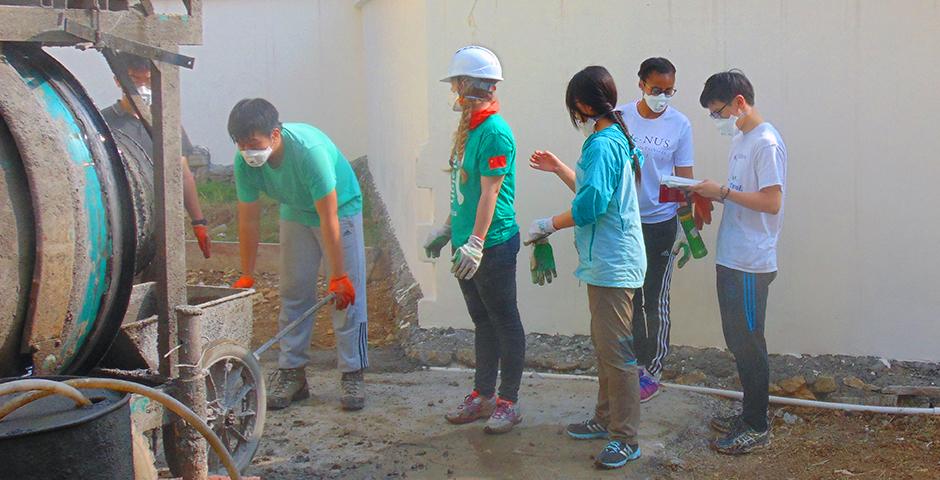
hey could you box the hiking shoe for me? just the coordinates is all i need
[484,398,522,434]
[639,371,661,403]
[709,413,743,434]
[594,440,641,469]
[712,424,770,455]
[445,390,496,424]
[266,367,309,410]
[565,419,610,440]
[340,369,365,411]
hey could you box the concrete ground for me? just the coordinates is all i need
[247,348,716,480]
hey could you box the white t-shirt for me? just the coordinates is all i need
[617,100,695,223]
[716,122,788,273]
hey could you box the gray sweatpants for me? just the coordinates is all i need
[277,213,369,372]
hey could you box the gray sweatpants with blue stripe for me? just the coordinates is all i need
[277,214,369,373]
[717,265,776,432]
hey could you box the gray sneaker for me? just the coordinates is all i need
[709,413,743,434]
[712,423,770,455]
[484,398,522,434]
[267,367,309,410]
[340,369,365,411]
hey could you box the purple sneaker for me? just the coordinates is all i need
[639,371,660,403]
[484,398,523,434]
[445,390,496,424]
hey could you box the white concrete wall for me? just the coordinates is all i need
[359,0,430,282]
[42,0,940,361]
[370,0,940,362]
[49,0,368,165]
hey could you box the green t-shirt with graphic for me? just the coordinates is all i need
[234,123,362,227]
[450,113,518,249]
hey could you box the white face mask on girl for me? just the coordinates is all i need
[241,147,273,168]
[643,93,669,113]
[714,115,740,136]
[576,116,597,138]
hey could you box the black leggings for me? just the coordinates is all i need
[457,233,525,402]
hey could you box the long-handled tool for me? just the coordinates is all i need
[253,293,336,360]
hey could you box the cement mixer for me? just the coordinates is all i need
[0,43,159,376]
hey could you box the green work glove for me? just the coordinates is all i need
[423,224,452,259]
[673,240,691,269]
[530,240,557,286]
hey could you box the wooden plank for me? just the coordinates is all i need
[881,385,940,398]
[0,6,202,45]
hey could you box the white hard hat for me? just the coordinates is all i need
[441,45,503,82]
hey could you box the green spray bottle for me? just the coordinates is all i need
[677,205,708,259]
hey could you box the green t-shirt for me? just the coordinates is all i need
[234,123,362,227]
[450,113,519,249]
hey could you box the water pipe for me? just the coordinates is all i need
[0,379,91,412]
[427,367,940,416]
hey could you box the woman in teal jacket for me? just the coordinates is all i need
[528,65,647,470]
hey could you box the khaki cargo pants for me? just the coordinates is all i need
[588,285,641,444]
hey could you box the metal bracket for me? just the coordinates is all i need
[63,19,195,69]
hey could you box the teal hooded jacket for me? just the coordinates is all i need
[571,124,647,288]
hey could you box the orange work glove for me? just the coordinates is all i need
[232,275,255,289]
[329,274,356,310]
[192,224,211,258]
[691,193,713,231]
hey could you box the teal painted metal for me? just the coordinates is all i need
[8,58,112,370]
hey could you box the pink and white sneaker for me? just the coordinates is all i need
[639,370,661,403]
[484,397,522,434]
[445,390,496,424]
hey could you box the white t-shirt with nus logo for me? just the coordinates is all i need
[617,100,695,224]
[716,122,787,273]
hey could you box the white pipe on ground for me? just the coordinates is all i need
[427,366,940,416]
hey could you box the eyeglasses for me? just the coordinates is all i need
[643,83,677,97]
[650,87,677,97]
[709,102,730,119]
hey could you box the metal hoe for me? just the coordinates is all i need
[253,293,336,360]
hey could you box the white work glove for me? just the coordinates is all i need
[527,217,557,245]
[451,235,484,280]
[423,223,452,259]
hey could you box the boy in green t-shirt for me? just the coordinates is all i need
[228,98,367,412]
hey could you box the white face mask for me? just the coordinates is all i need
[576,116,597,138]
[241,147,273,168]
[714,115,740,136]
[137,85,152,106]
[643,93,669,113]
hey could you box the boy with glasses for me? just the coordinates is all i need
[691,70,787,455]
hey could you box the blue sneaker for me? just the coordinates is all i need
[565,418,610,439]
[594,440,641,469]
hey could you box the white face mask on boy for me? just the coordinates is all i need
[714,115,740,137]
[241,147,273,167]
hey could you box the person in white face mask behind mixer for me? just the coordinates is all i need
[100,52,212,260]
[613,57,698,403]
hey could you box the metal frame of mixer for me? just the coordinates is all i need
[0,1,215,477]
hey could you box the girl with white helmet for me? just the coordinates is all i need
[423,45,524,434]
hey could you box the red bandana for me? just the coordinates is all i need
[469,100,501,130]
